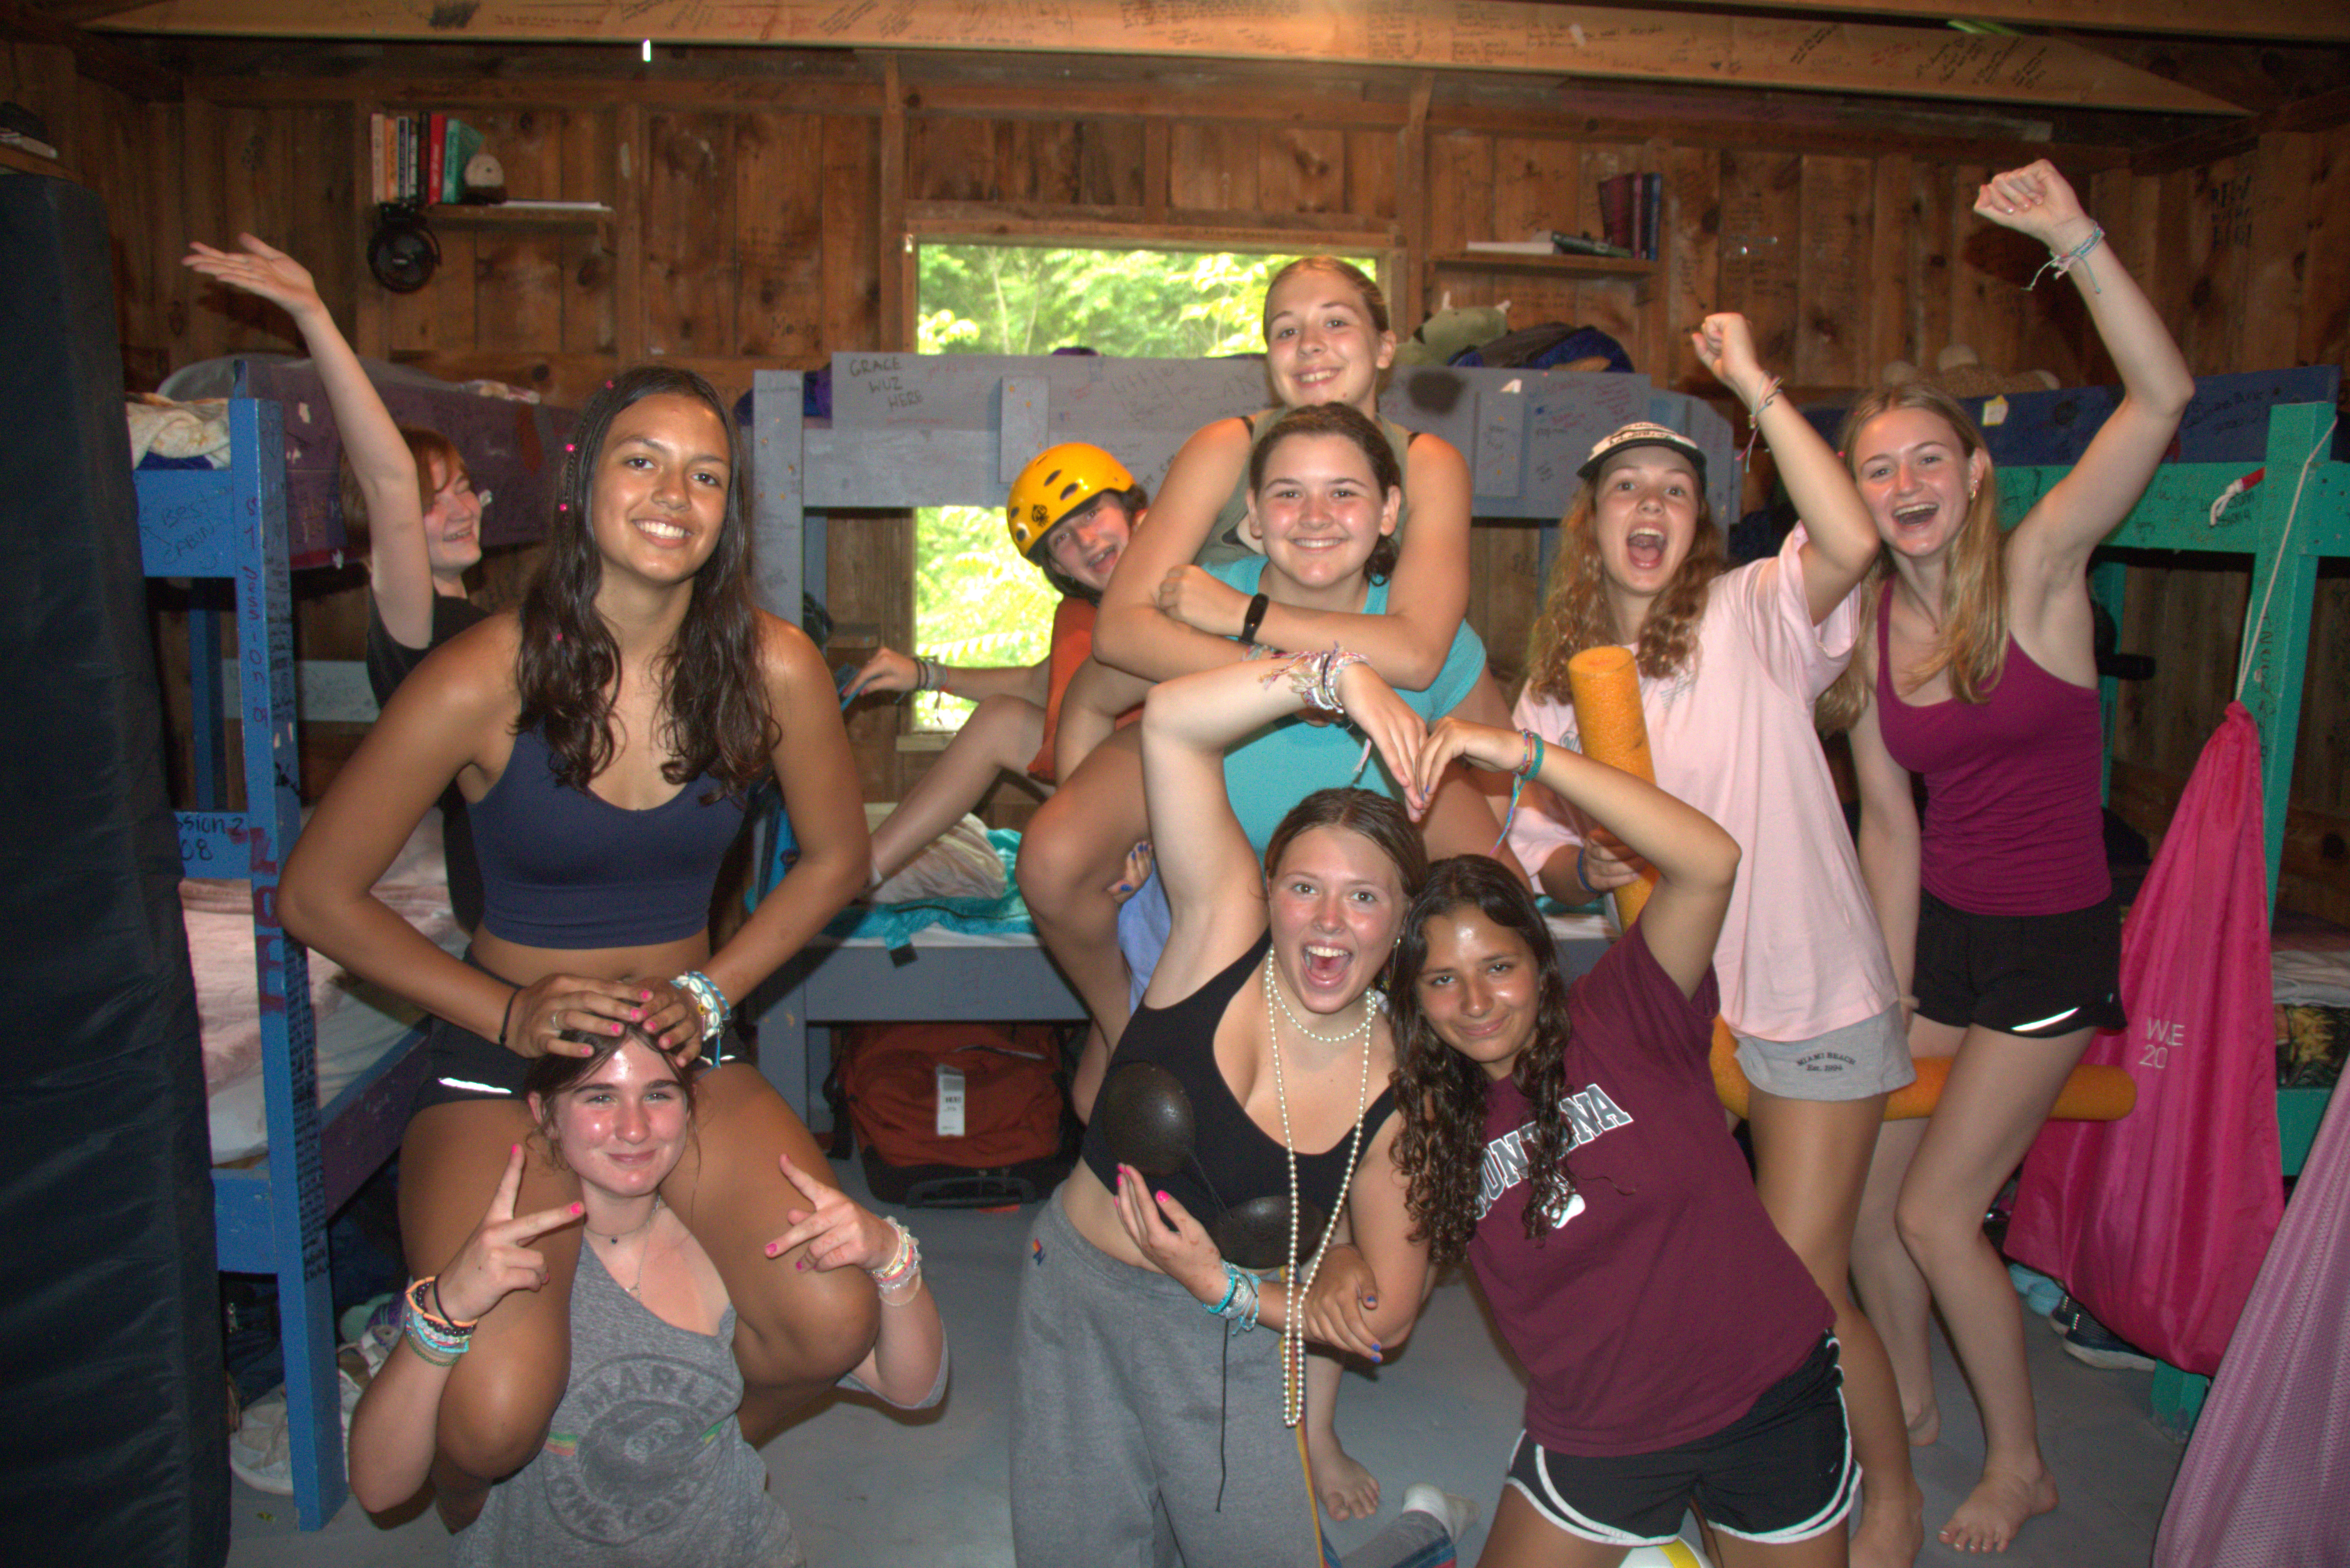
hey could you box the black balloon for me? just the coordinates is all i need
[1095,1062,1195,1177]
[1211,1194,1330,1273]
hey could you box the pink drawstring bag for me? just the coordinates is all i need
[2007,702,2283,1375]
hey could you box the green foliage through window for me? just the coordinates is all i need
[906,246,1372,728]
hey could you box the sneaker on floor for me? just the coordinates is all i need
[2047,1290,2086,1336]
[2061,1307,2158,1371]
[1400,1482,1480,1546]
[227,1334,385,1495]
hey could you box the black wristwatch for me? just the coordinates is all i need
[1239,591,1271,647]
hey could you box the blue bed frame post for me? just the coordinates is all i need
[143,394,343,1526]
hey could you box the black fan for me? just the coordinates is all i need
[367,203,440,293]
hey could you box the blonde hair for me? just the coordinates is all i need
[1815,384,2007,734]
[1523,479,1723,700]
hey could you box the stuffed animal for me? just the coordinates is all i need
[1394,296,1509,366]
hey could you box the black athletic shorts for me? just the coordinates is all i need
[1505,1333,1857,1547]
[1912,889,2127,1039]
[410,950,738,1114]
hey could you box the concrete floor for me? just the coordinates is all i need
[227,1156,2187,1568]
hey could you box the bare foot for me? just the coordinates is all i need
[1852,1475,1925,1568]
[1905,1401,1940,1447]
[1938,1465,2057,1553]
[1306,1428,1380,1521]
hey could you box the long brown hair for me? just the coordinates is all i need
[1815,383,2007,734]
[1523,470,1723,700]
[1248,402,1402,585]
[514,365,776,794]
[1389,857,1578,1266]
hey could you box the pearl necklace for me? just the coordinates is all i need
[1261,957,1376,1429]
[1261,954,1379,1048]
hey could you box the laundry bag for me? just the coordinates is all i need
[2006,702,2283,1375]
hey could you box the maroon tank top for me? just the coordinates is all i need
[1874,583,2109,916]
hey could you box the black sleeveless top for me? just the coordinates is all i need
[1081,931,1397,1243]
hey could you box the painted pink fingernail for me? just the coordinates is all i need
[630,1008,643,1020]
[640,989,653,1002]
[1155,1190,1171,1205]
[765,1242,780,1257]
[570,1203,584,1216]
[795,1258,808,1272]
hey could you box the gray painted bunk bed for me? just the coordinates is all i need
[740,353,1735,1126]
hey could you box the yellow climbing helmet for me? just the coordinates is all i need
[1006,443,1135,561]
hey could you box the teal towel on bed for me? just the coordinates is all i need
[820,829,1035,945]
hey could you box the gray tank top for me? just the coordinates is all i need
[454,1242,803,1568]
[1194,406,1420,570]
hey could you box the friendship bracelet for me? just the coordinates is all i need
[869,1217,919,1288]
[497,987,520,1050]
[1574,844,1595,896]
[1205,1263,1241,1317]
[1239,591,1271,647]
[403,1316,465,1367]
[671,970,731,1044]
[1491,730,1547,857]
[2028,222,2106,295]
[1738,374,1783,468]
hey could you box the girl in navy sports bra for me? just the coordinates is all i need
[1817,160,2193,1555]
[282,365,877,1534]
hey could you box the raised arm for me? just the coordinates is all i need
[1846,692,1921,1011]
[1693,311,1878,623]
[1140,653,1425,991]
[1414,718,1738,999]
[182,236,436,646]
[767,1154,946,1410]
[1053,655,1151,781]
[1985,162,2194,599]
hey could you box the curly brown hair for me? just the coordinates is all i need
[1389,857,1578,1267]
[1523,470,1723,701]
[514,365,777,795]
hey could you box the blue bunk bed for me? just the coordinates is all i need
[140,390,428,1529]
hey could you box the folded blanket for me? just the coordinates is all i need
[823,830,1032,947]
[127,392,231,468]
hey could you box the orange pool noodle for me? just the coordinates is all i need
[1564,646,1660,928]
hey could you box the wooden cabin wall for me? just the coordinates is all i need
[2090,125,2350,922]
[37,51,2345,908]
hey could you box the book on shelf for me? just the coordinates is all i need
[367,110,489,206]
[1598,173,1638,254]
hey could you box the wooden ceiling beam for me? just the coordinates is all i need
[0,0,181,99]
[91,0,2247,117]
[1680,0,2350,46]
[2133,83,2350,175]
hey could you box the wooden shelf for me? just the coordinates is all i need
[0,142,73,181]
[1430,250,1657,280]
[426,204,612,237]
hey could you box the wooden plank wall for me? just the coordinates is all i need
[20,49,2349,907]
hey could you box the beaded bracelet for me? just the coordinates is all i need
[1202,1261,1262,1336]
[671,970,731,1044]
[403,1275,476,1365]
[1270,647,1367,717]
[1738,374,1784,468]
[870,1217,923,1303]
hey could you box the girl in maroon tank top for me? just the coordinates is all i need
[1818,160,2193,1554]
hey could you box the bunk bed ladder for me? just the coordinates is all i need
[138,394,345,1527]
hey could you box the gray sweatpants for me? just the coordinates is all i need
[1010,1194,1453,1568]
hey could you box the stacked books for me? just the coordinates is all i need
[1464,231,1638,260]
[1597,172,1664,262]
[368,112,486,207]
